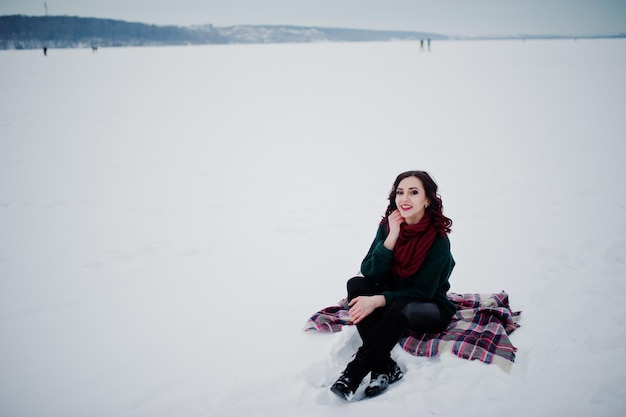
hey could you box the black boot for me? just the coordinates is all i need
[387,357,404,384]
[364,357,403,398]
[363,372,389,398]
[330,349,371,400]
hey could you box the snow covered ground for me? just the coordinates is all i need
[1,38,625,417]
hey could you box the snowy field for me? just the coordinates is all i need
[1,38,625,417]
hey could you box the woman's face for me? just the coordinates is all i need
[395,176,430,225]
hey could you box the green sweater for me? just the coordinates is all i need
[360,223,456,320]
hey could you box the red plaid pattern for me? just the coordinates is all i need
[304,292,521,370]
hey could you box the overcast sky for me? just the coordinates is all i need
[1,0,625,37]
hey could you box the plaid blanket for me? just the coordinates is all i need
[304,291,521,371]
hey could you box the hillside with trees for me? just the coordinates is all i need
[0,15,446,50]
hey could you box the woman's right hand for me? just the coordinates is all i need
[384,210,403,250]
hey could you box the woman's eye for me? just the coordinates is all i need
[395,190,403,196]
[410,190,419,195]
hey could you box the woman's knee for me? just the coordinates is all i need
[401,301,447,333]
[346,276,377,300]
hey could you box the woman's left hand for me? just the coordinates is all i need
[348,295,386,324]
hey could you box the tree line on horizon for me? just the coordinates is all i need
[0,15,448,50]
[0,15,226,49]
[3,15,616,51]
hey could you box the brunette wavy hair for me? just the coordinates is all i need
[383,170,453,235]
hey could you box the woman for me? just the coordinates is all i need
[330,170,456,400]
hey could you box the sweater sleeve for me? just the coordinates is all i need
[359,223,393,283]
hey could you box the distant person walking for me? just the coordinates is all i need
[43,47,47,56]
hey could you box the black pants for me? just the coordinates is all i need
[346,276,450,367]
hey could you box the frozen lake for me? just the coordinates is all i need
[1,38,625,416]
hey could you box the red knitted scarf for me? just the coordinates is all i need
[389,211,438,278]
